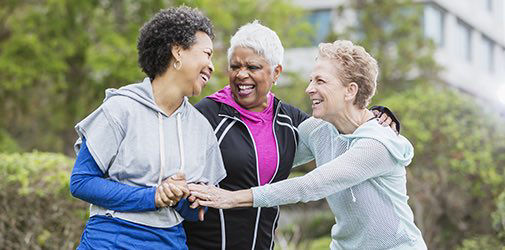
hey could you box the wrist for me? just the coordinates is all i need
[233,189,253,208]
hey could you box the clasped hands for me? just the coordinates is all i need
[155,171,238,212]
[155,172,212,221]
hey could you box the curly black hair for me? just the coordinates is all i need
[137,6,214,79]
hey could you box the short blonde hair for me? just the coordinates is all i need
[318,40,378,108]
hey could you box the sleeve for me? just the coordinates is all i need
[74,103,124,173]
[174,198,208,222]
[252,138,396,207]
[70,137,157,212]
[197,131,227,185]
[292,117,336,168]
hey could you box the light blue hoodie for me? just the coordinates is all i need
[253,117,426,249]
[74,77,226,228]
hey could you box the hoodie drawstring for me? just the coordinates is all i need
[158,112,165,185]
[157,112,185,185]
[176,113,185,172]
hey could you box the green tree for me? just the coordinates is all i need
[0,0,312,154]
[332,0,441,97]
[381,85,505,249]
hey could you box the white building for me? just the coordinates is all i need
[283,0,505,108]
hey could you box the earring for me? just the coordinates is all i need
[173,60,182,70]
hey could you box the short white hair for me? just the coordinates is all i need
[227,20,284,68]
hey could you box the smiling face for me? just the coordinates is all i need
[178,31,214,97]
[228,47,281,112]
[306,57,349,121]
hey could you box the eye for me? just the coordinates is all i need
[230,64,240,70]
[248,65,260,70]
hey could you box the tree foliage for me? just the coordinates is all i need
[0,0,312,154]
[380,85,505,249]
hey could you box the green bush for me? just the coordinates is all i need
[0,129,21,153]
[379,84,505,249]
[0,152,88,249]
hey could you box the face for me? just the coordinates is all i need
[228,47,281,112]
[177,31,214,97]
[306,58,349,121]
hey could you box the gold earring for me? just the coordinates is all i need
[173,60,182,70]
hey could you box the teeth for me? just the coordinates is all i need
[238,85,254,90]
[312,100,322,105]
[201,74,209,82]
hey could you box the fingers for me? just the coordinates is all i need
[198,207,205,221]
[382,117,392,127]
[372,110,381,118]
[391,122,399,134]
[378,113,387,124]
[161,183,175,204]
[170,171,186,181]
[188,195,196,203]
[190,191,211,203]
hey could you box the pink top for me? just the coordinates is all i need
[208,86,278,186]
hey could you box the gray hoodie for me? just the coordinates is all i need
[74,77,226,228]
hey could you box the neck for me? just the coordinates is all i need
[327,105,374,134]
[151,70,185,116]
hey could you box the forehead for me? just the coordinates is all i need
[310,58,338,78]
[230,47,268,63]
[193,31,213,48]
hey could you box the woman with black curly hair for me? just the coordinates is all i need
[69,6,226,249]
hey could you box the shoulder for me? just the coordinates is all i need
[298,117,337,137]
[194,97,220,114]
[194,97,223,126]
[278,100,309,126]
[101,95,137,116]
[186,104,216,135]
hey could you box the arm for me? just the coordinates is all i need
[189,138,396,209]
[70,137,157,212]
[252,138,395,207]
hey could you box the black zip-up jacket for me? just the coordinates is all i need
[184,97,309,250]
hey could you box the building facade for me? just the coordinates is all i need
[283,0,505,108]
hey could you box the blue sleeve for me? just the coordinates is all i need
[174,198,208,222]
[70,137,157,212]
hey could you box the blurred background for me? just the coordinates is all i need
[1,0,504,249]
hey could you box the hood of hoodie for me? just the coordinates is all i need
[340,119,414,166]
[104,77,188,117]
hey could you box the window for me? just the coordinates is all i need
[482,35,494,73]
[308,9,332,45]
[486,0,493,12]
[457,20,472,62]
[423,4,445,47]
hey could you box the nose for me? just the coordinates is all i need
[305,81,315,95]
[236,68,248,79]
[208,60,214,73]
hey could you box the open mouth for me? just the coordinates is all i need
[237,84,255,96]
[312,99,323,106]
[200,71,210,85]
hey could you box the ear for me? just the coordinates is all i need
[272,65,283,82]
[345,82,359,102]
[171,44,183,62]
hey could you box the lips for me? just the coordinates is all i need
[200,71,211,85]
[236,84,255,96]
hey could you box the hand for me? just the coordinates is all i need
[372,109,398,134]
[155,172,190,208]
[188,184,237,209]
